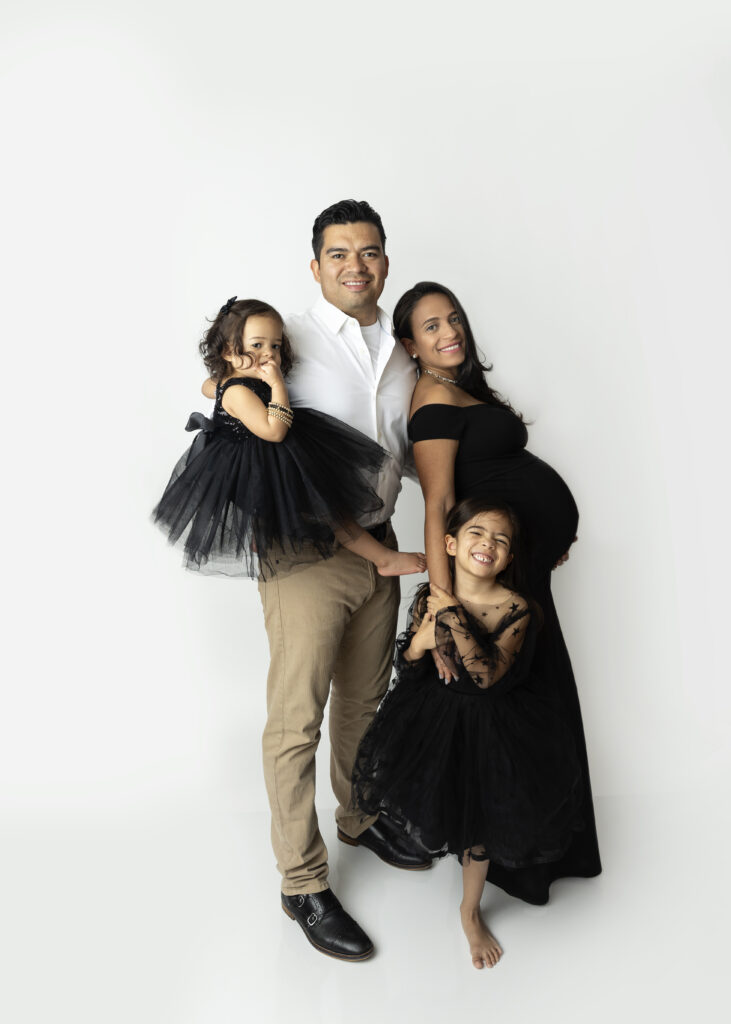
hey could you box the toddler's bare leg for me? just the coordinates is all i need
[334,523,425,576]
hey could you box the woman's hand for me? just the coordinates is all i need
[427,583,459,682]
[426,582,456,617]
[553,535,578,570]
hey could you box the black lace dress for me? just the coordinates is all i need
[353,597,585,869]
[404,403,601,903]
[152,378,387,578]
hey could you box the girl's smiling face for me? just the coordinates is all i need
[446,511,514,580]
[403,292,465,375]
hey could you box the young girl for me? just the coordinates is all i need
[153,296,426,578]
[353,497,584,969]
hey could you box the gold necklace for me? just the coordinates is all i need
[422,366,459,385]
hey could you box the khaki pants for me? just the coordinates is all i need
[258,527,400,896]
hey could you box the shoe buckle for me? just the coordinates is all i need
[306,913,318,927]
[296,896,305,907]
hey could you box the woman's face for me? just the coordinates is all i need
[403,293,466,376]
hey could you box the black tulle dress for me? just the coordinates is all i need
[353,597,586,870]
[406,402,601,902]
[152,378,388,578]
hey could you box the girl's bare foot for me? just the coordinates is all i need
[377,551,427,576]
[460,905,503,969]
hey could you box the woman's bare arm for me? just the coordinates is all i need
[413,437,458,591]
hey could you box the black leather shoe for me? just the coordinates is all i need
[337,815,433,870]
[281,889,374,961]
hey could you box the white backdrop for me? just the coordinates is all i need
[2,1,730,1021]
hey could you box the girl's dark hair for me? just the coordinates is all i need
[199,298,294,381]
[393,282,522,416]
[414,497,541,624]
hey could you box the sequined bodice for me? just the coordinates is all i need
[212,377,271,441]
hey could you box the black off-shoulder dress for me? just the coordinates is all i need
[407,402,601,904]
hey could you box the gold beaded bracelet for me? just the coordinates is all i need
[267,405,293,427]
[267,402,293,418]
[268,409,292,426]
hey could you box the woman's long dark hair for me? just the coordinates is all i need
[199,298,294,381]
[393,281,521,417]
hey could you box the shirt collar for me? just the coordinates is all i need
[312,294,393,336]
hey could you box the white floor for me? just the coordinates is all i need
[4,792,727,1024]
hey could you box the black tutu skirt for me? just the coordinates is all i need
[353,614,585,879]
[152,377,388,578]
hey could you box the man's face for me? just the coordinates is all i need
[311,221,389,325]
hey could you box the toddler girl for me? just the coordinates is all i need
[153,296,425,578]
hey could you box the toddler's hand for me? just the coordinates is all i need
[256,361,285,387]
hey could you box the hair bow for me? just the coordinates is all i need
[219,295,237,316]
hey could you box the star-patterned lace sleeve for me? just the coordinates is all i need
[434,601,531,689]
[393,597,430,678]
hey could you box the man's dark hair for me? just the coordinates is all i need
[311,199,387,260]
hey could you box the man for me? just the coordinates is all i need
[259,199,431,961]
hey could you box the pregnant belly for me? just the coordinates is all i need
[455,452,579,573]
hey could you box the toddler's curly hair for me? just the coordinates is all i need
[199,298,294,381]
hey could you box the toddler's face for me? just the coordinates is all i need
[446,511,513,580]
[241,315,283,368]
[225,315,284,373]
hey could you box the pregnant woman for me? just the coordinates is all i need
[394,281,601,906]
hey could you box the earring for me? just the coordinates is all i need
[411,353,418,360]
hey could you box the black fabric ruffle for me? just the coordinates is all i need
[152,379,388,578]
[353,613,585,876]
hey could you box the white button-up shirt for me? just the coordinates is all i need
[285,296,417,525]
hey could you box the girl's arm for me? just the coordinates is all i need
[221,364,292,442]
[413,438,458,592]
[402,607,436,662]
[434,599,530,689]
[201,378,217,399]
[335,523,426,577]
